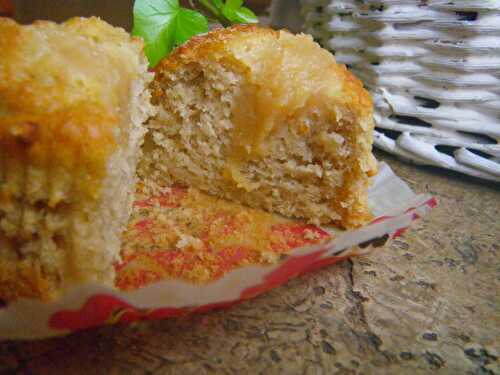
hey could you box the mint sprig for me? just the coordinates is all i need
[132,0,209,68]
[133,0,258,68]
[198,0,258,25]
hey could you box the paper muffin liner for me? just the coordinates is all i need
[0,163,436,340]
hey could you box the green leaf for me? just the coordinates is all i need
[212,0,225,9]
[132,0,208,67]
[174,8,209,45]
[225,0,243,9]
[222,4,258,24]
[132,0,258,67]
[200,0,257,25]
[234,7,258,23]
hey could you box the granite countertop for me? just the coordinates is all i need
[1,152,498,375]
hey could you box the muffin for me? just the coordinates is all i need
[140,25,377,228]
[0,17,155,300]
[0,21,376,302]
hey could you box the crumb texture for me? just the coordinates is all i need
[142,25,377,229]
[117,183,330,289]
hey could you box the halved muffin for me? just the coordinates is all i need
[140,25,377,228]
[0,21,376,302]
[0,17,155,300]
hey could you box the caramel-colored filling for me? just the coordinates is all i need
[226,32,346,190]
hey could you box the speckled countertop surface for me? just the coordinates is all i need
[1,152,499,375]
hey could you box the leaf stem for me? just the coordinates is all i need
[196,0,231,26]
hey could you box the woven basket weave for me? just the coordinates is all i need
[294,0,500,182]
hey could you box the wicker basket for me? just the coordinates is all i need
[283,0,500,182]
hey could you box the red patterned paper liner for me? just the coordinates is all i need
[48,197,437,332]
[49,250,342,332]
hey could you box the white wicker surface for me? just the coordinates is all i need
[298,0,500,182]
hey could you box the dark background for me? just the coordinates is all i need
[2,0,272,30]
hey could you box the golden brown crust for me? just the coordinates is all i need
[0,17,149,302]
[156,24,277,72]
[0,17,144,198]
